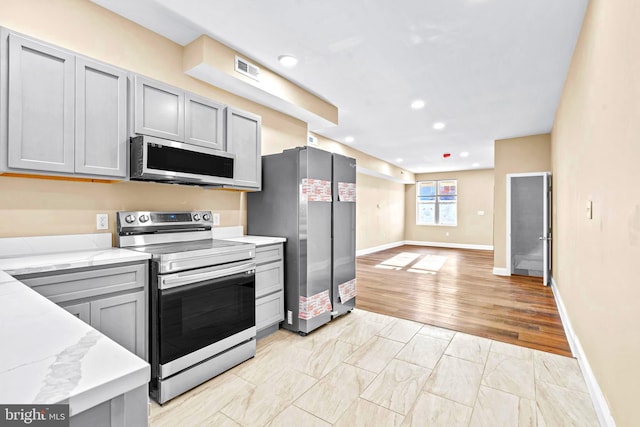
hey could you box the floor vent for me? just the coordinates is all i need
[235,56,260,81]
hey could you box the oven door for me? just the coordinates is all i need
[156,260,256,378]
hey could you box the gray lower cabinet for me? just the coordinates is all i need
[61,301,91,323]
[224,107,262,190]
[70,384,148,427]
[17,262,147,360]
[90,291,145,358]
[1,28,128,178]
[255,244,284,336]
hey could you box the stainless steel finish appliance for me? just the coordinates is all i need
[247,147,357,335]
[130,135,235,186]
[117,211,256,404]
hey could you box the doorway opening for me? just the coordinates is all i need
[507,172,551,285]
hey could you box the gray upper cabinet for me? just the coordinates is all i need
[134,75,185,141]
[75,58,127,177]
[225,107,262,190]
[7,33,75,173]
[1,29,128,179]
[185,93,225,150]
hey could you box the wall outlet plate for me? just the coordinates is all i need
[96,213,109,230]
[212,213,221,226]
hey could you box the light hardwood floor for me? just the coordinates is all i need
[356,245,571,356]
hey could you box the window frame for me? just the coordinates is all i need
[416,179,458,226]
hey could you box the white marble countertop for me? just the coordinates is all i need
[0,232,151,276]
[0,248,152,276]
[0,233,150,416]
[213,226,286,247]
[0,270,149,416]
[221,235,286,246]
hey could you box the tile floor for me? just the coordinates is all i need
[149,309,600,427]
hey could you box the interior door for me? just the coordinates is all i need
[508,172,552,285]
[542,173,552,286]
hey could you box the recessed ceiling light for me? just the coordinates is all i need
[472,162,480,168]
[410,100,425,110]
[460,152,469,157]
[433,122,446,130]
[344,136,355,143]
[278,55,298,67]
[396,158,403,163]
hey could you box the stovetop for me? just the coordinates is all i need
[116,211,256,273]
[129,239,248,256]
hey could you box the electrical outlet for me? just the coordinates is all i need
[212,213,221,226]
[96,213,109,230]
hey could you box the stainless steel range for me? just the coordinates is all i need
[116,211,256,404]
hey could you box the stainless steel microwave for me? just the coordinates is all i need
[130,135,235,186]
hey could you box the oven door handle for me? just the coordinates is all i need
[159,261,256,290]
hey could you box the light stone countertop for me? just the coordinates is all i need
[0,270,149,416]
[0,248,152,276]
[0,233,151,416]
[213,226,286,247]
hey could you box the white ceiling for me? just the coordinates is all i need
[94,0,588,173]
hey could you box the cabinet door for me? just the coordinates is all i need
[7,33,74,172]
[185,92,225,150]
[226,107,262,190]
[90,291,145,359]
[61,301,91,324]
[134,75,184,141]
[75,58,127,177]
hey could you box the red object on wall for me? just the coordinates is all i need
[443,153,451,158]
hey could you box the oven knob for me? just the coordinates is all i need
[125,214,136,224]
[139,214,149,223]
[203,213,211,221]
[193,213,201,221]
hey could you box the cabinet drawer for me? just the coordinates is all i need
[256,292,284,331]
[255,244,283,265]
[17,263,146,304]
[255,262,284,298]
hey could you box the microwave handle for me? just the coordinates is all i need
[159,261,255,290]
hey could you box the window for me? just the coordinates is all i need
[416,179,457,226]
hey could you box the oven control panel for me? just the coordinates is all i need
[116,211,213,234]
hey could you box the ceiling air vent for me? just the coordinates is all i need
[235,56,260,81]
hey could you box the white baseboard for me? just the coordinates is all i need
[551,277,616,427]
[356,241,405,257]
[404,240,494,251]
[357,240,493,257]
[492,267,509,276]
